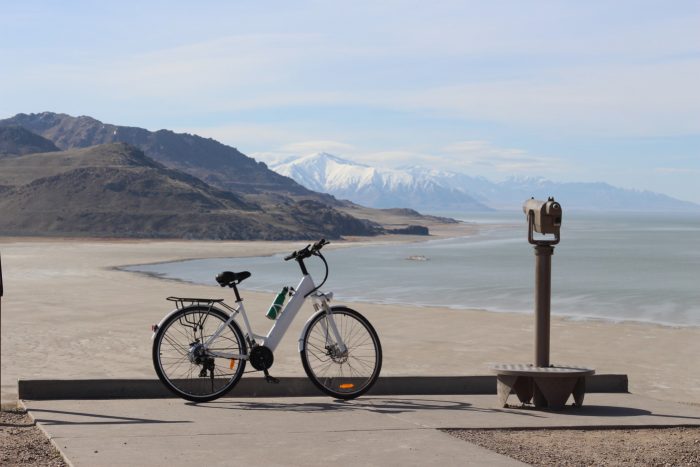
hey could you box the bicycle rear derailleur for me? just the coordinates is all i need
[188,341,215,378]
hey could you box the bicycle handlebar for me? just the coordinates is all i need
[283,248,306,261]
[284,239,330,261]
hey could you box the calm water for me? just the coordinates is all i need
[125,212,700,327]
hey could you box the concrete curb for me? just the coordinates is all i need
[18,374,628,400]
[20,400,76,467]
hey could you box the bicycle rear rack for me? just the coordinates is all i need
[166,296,224,310]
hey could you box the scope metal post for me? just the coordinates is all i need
[534,244,553,368]
[523,196,562,407]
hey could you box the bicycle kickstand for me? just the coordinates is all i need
[263,369,279,384]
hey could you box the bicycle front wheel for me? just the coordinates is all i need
[152,306,247,402]
[300,306,382,399]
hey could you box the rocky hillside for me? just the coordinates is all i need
[0,112,326,198]
[0,126,59,155]
[0,142,379,239]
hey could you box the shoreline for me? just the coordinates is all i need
[120,265,700,330]
[1,225,698,405]
[117,228,699,331]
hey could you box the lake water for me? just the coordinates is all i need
[124,211,700,327]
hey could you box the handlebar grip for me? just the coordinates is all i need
[312,238,329,251]
[284,252,296,261]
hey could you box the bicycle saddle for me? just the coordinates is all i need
[215,271,251,287]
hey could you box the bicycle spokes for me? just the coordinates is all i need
[301,307,382,399]
[153,307,246,402]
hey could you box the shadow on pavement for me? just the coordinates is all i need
[187,397,546,418]
[28,408,192,426]
[501,404,653,417]
[561,405,700,420]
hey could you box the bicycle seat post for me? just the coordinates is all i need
[231,283,242,302]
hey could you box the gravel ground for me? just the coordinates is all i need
[0,408,66,466]
[444,427,700,466]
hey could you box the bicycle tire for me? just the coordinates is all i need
[153,305,247,402]
[300,306,382,399]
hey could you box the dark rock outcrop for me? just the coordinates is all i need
[0,126,59,155]
[386,225,430,236]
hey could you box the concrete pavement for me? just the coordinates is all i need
[24,393,700,466]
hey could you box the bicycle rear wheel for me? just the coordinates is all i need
[300,306,382,399]
[152,306,247,402]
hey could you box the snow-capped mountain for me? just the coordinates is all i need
[271,153,491,210]
[271,153,700,212]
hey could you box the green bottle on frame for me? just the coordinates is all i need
[266,286,289,320]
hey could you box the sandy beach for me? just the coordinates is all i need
[1,227,698,405]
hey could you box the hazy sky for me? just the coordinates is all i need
[1,1,699,202]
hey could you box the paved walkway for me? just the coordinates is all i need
[24,393,700,466]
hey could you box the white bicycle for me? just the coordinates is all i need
[151,239,382,402]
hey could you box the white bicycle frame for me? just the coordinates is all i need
[200,273,346,360]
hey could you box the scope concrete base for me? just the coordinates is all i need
[490,364,596,409]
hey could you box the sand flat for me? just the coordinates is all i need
[1,232,698,404]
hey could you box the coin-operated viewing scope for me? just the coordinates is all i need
[523,197,562,245]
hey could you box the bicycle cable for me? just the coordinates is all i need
[304,251,329,297]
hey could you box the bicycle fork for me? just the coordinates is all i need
[310,293,348,356]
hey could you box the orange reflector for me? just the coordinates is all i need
[339,383,355,389]
[229,359,236,369]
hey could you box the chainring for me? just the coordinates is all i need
[249,345,274,371]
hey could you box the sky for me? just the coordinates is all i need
[1,1,699,202]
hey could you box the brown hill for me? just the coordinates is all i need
[0,143,379,240]
[0,112,326,198]
[0,126,59,155]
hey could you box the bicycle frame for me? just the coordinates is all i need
[200,273,346,360]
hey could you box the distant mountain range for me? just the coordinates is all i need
[2,112,318,198]
[0,139,379,239]
[0,113,441,239]
[272,153,700,212]
[273,153,490,211]
[4,112,693,240]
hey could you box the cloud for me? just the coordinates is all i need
[250,136,564,178]
[280,140,355,154]
[348,141,564,175]
[441,141,564,173]
[248,140,357,165]
[376,57,700,137]
[654,167,700,175]
[172,123,304,150]
[1,33,331,111]
[355,150,429,166]
[4,5,700,140]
